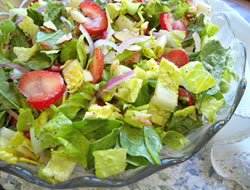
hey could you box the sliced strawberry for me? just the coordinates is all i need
[89,48,104,84]
[161,49,189,68]
[160,12,173,31]
[10,117,17,126]
[18,70,66,109]
[178,88,195,106]
[80,1,108,35]
[172,19,188,38]
[23,130,31,140]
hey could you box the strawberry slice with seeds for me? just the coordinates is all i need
[161,49,189,68]
[160,12,173,31]
[89,48,104,84]
[172,19,188,38]
[18,70,66,109]
[80,1,108,35]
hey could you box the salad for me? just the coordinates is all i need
[0,0,236,183]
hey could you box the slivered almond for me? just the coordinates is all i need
[112,31,136,43]
[43,21,57,32]
[40,41,53,50]
[56,33,73,45]
[71,10,87,23]
[125,45,142,52]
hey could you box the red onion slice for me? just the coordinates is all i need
[101,70,136,92]
[36,5,46,12]
[39,151,48,165]
[79,24,94,57]
[0,63,30,73]
[14,16,25,24]
[7,110,18,120]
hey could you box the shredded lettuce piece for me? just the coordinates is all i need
[162,130,190,150]
[180,61,217,94]
[18,16,39,39]
[40,151,76,182]
[93,148,127,178]
[200,96,224,122]
[13,44,39,62]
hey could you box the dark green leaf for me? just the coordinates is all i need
[133,83,151,107]
[126,155,150,167]
[92,0,108,9]
[60,39,78,63]
[57,92,90,120]
[9,34,29,61]
[162,130,190,150]
[120,126,154,164]
[0,111,8,128]
[167,116,203,135]
[44,1,64,22]
[0,81,20,111]
[27,8,44,26]
[73,118,123,136]
[144,126,162,164]
[18,52,58,70]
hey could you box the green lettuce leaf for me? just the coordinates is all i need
[16,51,58,70]
[200,40,235,93]
[13,44,39,62]
[172,2,189,18]
[73,118,123,138]
[53,128,89,168]
[180,61,217,94]
[27,7,44,26]
[143,0,170,29]
[126,155,150,167]
[44,1,64,22]
[116,78,143,103]
[16,108,34,132]
[167,115,203,135]
[144,126,162,164]
[200,96,224,122]
[18,16,39,39]
[132,83,151,107]
[173,106,197,120]
[162,130,190,150]
[9,34,29,61]
[149,58,181,125]
[120,126,154,164]
[40,151,76,182]
[0,80,21,111]
[60,39,78,63]
[93,148,127,178]
[76,35,87,68]
[57,92,91,120]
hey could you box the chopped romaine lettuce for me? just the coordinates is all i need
[180,61,217,93]
[18,16,39,39]
[13,44,39,62]
[93,148,127,178]
[40,151,76,182]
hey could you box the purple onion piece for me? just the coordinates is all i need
[101,70,136,92]
[7,110,19,120]
[0,63,30,73]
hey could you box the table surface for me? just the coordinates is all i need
[0,0,250,190]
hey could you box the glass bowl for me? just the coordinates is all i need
[0,0,247,188]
